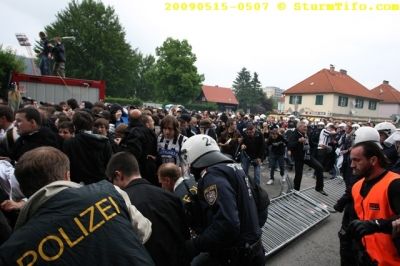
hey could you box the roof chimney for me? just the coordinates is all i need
[340,69,347,75]
[383,80,389,85]
[329,64,335,72]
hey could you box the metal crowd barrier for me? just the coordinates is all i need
[261,177,346,256]
[299,177,346,212]
[262,191,330,256]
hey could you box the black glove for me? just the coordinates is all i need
[348,219,381,239]
[184,239,200,261]
[333,202,344,213]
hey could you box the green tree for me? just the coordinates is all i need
[233,68,265,112]
[135,54,157,101]
[153,38,204,103]
[250,72,267,112]
[232,67,252,110]
[44,0,140,97]
[0,45,25,98]
[260,95,274,113]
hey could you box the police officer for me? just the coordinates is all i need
[181,134,265,266]
[0,147,154,265]
[375,121,398,164]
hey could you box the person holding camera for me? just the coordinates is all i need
[240,123,265,185]
[38,31,51,75]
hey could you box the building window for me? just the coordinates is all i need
[289,95,302,104]
[369,101,377,110]
[355,98,364,109]
[315,95,323,105]
[338,96,348,107]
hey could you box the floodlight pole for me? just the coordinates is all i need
[15,33,38,75]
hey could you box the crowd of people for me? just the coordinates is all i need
[0,97,399,265]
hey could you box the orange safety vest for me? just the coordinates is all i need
[352,171,400,266]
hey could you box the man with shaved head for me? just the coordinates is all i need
[129,109,142,120]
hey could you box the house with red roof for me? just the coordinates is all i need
[370,81,400,119]
[283,65,381,120]
[199,85,238,111]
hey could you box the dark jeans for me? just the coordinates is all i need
[270,154,284,180]
[338,205,358,266]
[39,55,50,75]
[293,156,324,191]
[241,153,261,185]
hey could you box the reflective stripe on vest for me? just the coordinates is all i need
[352,171,400,266]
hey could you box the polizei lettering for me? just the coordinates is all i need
[16,196,121,265]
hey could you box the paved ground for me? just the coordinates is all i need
[256,164,342,265]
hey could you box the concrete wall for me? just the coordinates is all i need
[379,103,400,119]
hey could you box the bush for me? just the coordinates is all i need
[105,96,142,107]
[185,102,219,112]
[0,45,25,98]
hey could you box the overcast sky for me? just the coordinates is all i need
[2,0,400,91]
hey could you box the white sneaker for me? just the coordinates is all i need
[267,179,274,185]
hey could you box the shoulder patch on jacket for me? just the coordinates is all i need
[204,184,217,205]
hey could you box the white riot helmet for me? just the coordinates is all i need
[353,127,382,149]
[181,134,232,169]
[374,122,396,137]
[384,131,400,147]
[352,123,360,130]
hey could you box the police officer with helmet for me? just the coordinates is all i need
[375,121,398,164]
[181,134,266,266]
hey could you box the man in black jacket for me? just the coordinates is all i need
[287,121,327,195]
[10,107,59,162]
[63,110,112,184]
[106,152,191,266]
[52,37,66,77]
[241,123,265,185]
[119,110,158,185]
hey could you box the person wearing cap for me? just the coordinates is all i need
[109,104,126,132]
[347,141,400,265]
[178,114,195,137]
[199,118,217,141]
[38,31,51,75]
[181,135,266,266]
